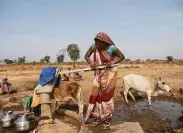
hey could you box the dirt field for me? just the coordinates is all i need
[1,63,183,133]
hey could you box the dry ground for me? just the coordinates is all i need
[0,63,183,104]
[1,63,183,133]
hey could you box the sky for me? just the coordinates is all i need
[0,0,183,62]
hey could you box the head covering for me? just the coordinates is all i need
[2,76,7,80]
[93,32,115,64]
[94,32,115,45]
[2,76,7,82]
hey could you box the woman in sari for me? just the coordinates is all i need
[84,32,125,129]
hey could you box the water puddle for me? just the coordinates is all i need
[114,99,183,128]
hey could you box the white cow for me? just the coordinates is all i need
[122,74,171,105]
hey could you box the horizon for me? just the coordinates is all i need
[1,55,181,64]
[0,0,183,62]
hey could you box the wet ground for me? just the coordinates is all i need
[113,99,183,133]
[56,99,183,133]
[120,99,183,128]
[1,98,183,133]
[53,98,183,133]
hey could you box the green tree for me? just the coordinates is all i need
[57,55,64,63]
[166,56,174,62]
[31,61,36,65]
[44,56,50,63]
[14,60,17,64]
[67,44,80,62]
[40,58,45,63]
[4,59,14,64]
[152,59,159,62]
[18,57,26,64]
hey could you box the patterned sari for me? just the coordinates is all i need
[85,32,117,123]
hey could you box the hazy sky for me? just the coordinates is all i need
[0,0,183,62]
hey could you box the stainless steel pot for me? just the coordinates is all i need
[14,114,30,132]
[1,111,18,128]
[14,114,35,132]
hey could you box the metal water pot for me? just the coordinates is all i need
[0,109,5,121]
[1,111,18,127]
[14,114,34,132]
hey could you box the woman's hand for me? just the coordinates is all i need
[105,63,112,68]
[90,62,98,70]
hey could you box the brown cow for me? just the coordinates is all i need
[51,81,84,118]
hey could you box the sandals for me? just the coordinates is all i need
[102,121,111,130]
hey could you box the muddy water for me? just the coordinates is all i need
[1,99,183,133]
[114,99,183,128]
[56,100,183,133]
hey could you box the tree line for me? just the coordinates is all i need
[1,43,175,64]
[124,56,174,62]
[2,44,80,64]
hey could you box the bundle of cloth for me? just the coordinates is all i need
[23,67,61,116]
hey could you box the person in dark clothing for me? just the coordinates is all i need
[62,74,70,81]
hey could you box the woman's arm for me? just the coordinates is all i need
[85,46,98,70]
[85,47,94,65]
[113,49,125,64]
[109,48,125,65]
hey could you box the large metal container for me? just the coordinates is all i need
[14,114,36,132]
[1,111,18,128]
[14,114,31,132]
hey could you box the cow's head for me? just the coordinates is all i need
[157,77,171,92]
